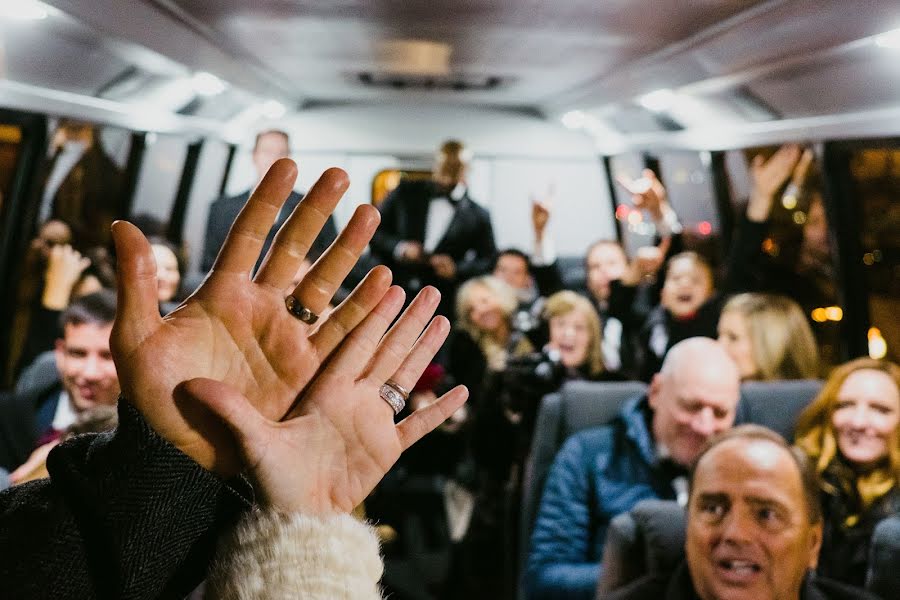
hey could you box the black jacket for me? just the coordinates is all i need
[0,401,252,599]
[369,180,496,316]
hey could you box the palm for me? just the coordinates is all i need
[186,285,468,516]
[114,273,319,473]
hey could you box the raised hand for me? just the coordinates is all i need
[617,169,668,222]
[184,286,468,516]
[531,197,551,242]
[110,160,393,476]
[747,143,802,221]
[42,244,91,310]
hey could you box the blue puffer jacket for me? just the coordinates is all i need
[524,395,677,600]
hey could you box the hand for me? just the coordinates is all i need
[634,245,665,278]
[184,286,468,516]
[531,198,551,241]
[430,254,457,279]
[617,169,668,222]
[399,241,424,262]
[42,244,91,310]
[10,439,58,484]
[111,160,393,476]
[747,143,802,222]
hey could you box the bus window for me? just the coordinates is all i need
[371,168,431,206]
[608,153,650,256]
[33,120,130,249]
[0,123,23,231]
[656,151,722,268]
[847,146,900,363]
[726,145,841,370]
[130,133,192,229]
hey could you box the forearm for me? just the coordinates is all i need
[0,401,252,600]
[207,510,383,600]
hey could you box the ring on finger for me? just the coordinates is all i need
[285,295,319,324]
[379,380,409,415]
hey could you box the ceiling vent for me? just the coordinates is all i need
[356,71,505,91]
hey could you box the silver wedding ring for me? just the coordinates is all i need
[379,380,410,415]
[285,295,319,324]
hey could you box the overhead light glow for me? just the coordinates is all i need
[637,89,676,112]
[868,327,888,359]
[191,72,228,96]
[875,27,900,49]
[260,100,287,119]
[561,110,586,130]
[0,0,49,20]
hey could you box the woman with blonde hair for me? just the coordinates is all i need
[794,358,900,587]
[542,290,605,379]
[717,292,819,380]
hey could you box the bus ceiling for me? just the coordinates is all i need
[2,0,900,151]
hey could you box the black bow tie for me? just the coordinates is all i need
[657,458,689,482]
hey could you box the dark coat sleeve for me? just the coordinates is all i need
[369,183,416,263]
[0,401,252,600]
[454,205,498,282]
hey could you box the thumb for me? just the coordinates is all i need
[181,377,270,463]
[111,221,161,350]
[751,154,764,171]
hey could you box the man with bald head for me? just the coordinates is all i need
[526,338,741,600]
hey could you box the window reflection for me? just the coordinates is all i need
[847,147,900,362]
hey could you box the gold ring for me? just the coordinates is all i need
[285,295,319,324]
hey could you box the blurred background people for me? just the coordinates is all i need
[370,139,497,318]
[794,358,900,588]
[717,292,820,381]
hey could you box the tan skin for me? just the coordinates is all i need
[687,438,822,600]
[112,159,465,478]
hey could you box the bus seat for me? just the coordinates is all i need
[867,515,900,599]
[734,379,823,439]
[14,350,59,396]
[519,380,647,598]
[596,499,685,597]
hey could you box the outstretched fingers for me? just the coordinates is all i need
[397,386,469,451]
[254,167,350,288]
[110,221,163,353]
[213,158,298,276]
[308,265,393,361]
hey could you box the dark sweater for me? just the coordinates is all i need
[0,401,252,599]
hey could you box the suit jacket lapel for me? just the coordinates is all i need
[433,195,470,255]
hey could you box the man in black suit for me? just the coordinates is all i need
[201,129,338,273]
[370,139,497,317]
[0,290,119,472]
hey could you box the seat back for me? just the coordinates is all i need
[14,350,60,396]
[735,379,823,438]
[867,515,900,599]
[596,499,686,597]
[519,380,646,598]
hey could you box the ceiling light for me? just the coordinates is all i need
[260,100,287,119]
[561,110,586,129]
[191,72,227,96]
[637,89,676,112]
[0,0,49,20]
[875,27,900,49]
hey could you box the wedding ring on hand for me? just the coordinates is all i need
[285,295,319,324]
[379,380,409,415]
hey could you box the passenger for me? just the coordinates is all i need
[717,292,820,380]
[525,337,740,600]
[637,251,721,381]
[148,236,183,313]
[531,171,678,379]
[36,119,125,248]
[794,358,900,588]
[726,144,835,328]
[201,128,338,273]
[1,161,466,599]
[0,290,119,472]
[606,425,875,600]
[370,139,497,318]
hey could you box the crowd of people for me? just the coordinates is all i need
[0,129,896,600]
